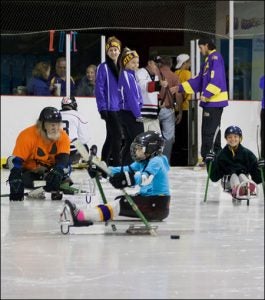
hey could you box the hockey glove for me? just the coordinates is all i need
[87,164,98,179]
[44,167,64,192]
[87,161,108,179]
[109,172,135,189]
[8,168,24,201]
[205,152,215,164]
[258,159,265,169]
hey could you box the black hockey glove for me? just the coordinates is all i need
[87,164,99,179]
[100,110,108,121]
[87,162,108,179]
[109,172,135,189]
[205,152,215,164]
[258,159,264,169]
[8,168,24,201]
[44,167,64,192]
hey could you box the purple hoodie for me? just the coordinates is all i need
[118,69,143,118]
[95,62,120,112]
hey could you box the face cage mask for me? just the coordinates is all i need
[130,143,147,162]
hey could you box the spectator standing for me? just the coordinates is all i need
[136,57,167,133]
[259,75,264,158]
[50,57,76,96]
[171,54,192,166]
[157,56,183,163]
[118,47,144,165]
[76,64,97,96]
[175,38,229,167]
[95,36,123,166]
[60,96,91,164]
[27,61,52,96]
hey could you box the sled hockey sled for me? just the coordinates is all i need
[59,201,159,236]
[222,177,258,206]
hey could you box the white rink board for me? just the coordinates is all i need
[1,96,262,159]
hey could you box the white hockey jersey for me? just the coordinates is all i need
[136,68,160,119]
[60,109,91,151]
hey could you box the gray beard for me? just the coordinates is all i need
[46,131,60,141]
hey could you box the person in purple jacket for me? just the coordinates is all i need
[173,38,229,167]
[27,61,52,96]
[95,36,123,166]
[118,47,144,165]
[259,75,264,159]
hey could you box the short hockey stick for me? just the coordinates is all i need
[256,125,265,200]
[72,139,108,204]
[72,139,117,231]
[203,125,220,202]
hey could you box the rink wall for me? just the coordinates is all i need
[0,96,262,165]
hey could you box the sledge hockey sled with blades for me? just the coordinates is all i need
[59,200,158,235]
[231,180,258,206]
[221,176,258,206]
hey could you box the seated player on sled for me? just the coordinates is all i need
[7,107,72,201]
[205,125,264,199]
[63,131,171,226]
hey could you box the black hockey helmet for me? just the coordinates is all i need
[130,131,165,161]
[224,125,242,138]
[39,107,62,123]
[61,96,77,110]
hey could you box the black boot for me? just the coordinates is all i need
[64,200,93,227]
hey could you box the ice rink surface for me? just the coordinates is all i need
[1,167,264,299]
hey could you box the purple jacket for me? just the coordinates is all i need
[179,50,228,108]
[95,63,120,112]
[27,76,51,96]
[118,69,143,118]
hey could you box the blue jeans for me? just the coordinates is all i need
[158,107,175,162]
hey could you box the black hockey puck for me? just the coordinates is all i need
[170,235,180,239]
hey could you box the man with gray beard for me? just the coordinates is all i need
[7,107,71,201]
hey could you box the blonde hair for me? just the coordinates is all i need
[32,61,51,79]
[121,47,139,68]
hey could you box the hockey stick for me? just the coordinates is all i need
[203,125,220,202]
[72,139,117,231]
[256,125,265,200]
[73,139,156,235]
[72,139,108,204]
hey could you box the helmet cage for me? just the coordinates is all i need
[130,131,165,161]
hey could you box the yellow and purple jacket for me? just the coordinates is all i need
[178,50,229,108]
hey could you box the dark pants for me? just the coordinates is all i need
[116,194,170,221]
[120,110,144,165]
[171,110,188,166]
[261,108,264,159]
[22,170,45,188]
[101,111,123,166]
[201,107,223,161]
